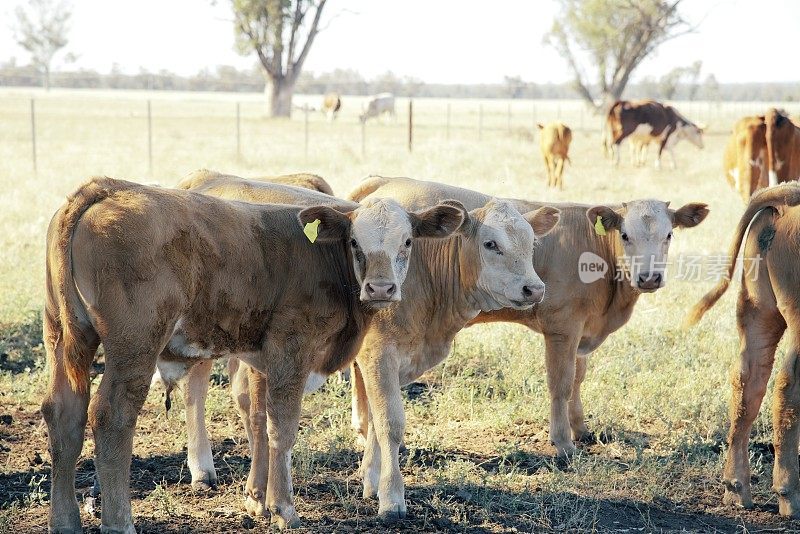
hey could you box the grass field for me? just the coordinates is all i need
[1,88,800,533]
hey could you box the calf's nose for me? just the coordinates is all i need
[365,282,397,300]
[522,282,546,304]
[637,272,662,290]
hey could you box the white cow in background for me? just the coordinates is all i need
[360,93,395,123]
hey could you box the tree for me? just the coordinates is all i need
[657,60,701,100]
[545,0,694,110]
[232,0,328,117]
[12,0,72,91]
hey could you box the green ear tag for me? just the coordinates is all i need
[304,219,321,243]
[594,215,607,236]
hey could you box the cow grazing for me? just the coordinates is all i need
[723,115,767,201]
[686,183,800,519]
[321,92,342,122]
[538,121,572,189]
[348,177,708,472]
[359,93,395,123]
[606,99,705,169]
[346,176,562,520]
[41,177,465,532]
[765,108,800,187]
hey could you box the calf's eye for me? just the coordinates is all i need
[621,233,629,242]
[350,239,358,248]
[666,232,673,241]
[405,238,412,248]
[484,240,498,250]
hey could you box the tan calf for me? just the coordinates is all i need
[687,183,800,518]
[347,176,561,520]
[723,115,767,201]
[41,177,464,532]
[349,176,708,465]
[538,121,572,189]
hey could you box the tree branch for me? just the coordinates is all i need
[291,0,326,81]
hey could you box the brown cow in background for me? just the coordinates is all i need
[765,108,800,187]
[723,115,767,201]
[321,92,342,121]
[538,121,572,189]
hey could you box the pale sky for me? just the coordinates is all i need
[1,0,797,84]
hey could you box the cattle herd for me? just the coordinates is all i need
[39,96,800,533]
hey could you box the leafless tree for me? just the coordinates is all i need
[12,0,72,91]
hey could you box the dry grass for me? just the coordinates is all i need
[1,88,799,532]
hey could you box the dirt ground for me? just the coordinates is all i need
[3,371,800,533]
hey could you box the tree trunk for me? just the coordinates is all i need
[268,77,294,118]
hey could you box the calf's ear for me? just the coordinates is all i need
[525,206,560,237]
[410,202,465,239]
[586,206,623,233]
[670,203,709,228]
[297,205,352,242]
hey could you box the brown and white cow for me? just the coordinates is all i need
[605,99,705,169]
[41,177,465,532]
[360,93,395,123]
[538,121,572,189]
[764,108,800,187]
[321,92,342,122]
[347,177,708,515]
[686,183,800,519]
[345,176,561,521]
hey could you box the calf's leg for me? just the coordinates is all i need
[229,358,254,450]
[543,330,581,456]
[183,359,217,490]
[568,354,591,441]
[42,330,97,533]
[90,343,157,534]
[351,361,369,444]
[243,366,270,518]
[358,349,406,521]
[723,293,782,509]
[772,326,800,517]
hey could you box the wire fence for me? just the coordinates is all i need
[2,90,799,176]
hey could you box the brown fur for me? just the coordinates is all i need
[538,122,572,189]
[765,109,800,186]
[685,181,800,517]
[176,168,336,197]
[723,115,767,201]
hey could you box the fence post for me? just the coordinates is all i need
[304,105,310,160]
[361,120,366,158]
[446,102,451,141]
[30,98,37,173]
[147,100,153,175]
[407,100,413,152]
[507,103,511,133]
[236,102,241,160]
[478,104,483,141]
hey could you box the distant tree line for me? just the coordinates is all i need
[0,59,797,102]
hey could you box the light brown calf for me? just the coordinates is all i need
[765,108,800,187]
[349,176,708,468]
[538,121,572,189]
[41,177,464,532]
[723,115,767,202]
[177,168,336,197]
[347,176,562,520]
[687,183,800,518]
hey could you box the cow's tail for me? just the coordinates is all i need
[347,175,392,202]
[50,177,133,392]
[685,183,800,327]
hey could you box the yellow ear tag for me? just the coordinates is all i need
[304,219,321,243]
[594,215,607,236]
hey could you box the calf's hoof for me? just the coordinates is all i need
[99,524,137,534]
[191,476,218,492]
[775,488,800,518]
[378,504,407,523]
[552,439,577,458]
[49,528,82,534]
[270,505,301,530]
[722,479,752,508]
[244,492,267,517]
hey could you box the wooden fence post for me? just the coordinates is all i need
[236,102,241,160]
[147,100,153,175]
[407,100,413,152]
[30,99,37,173]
